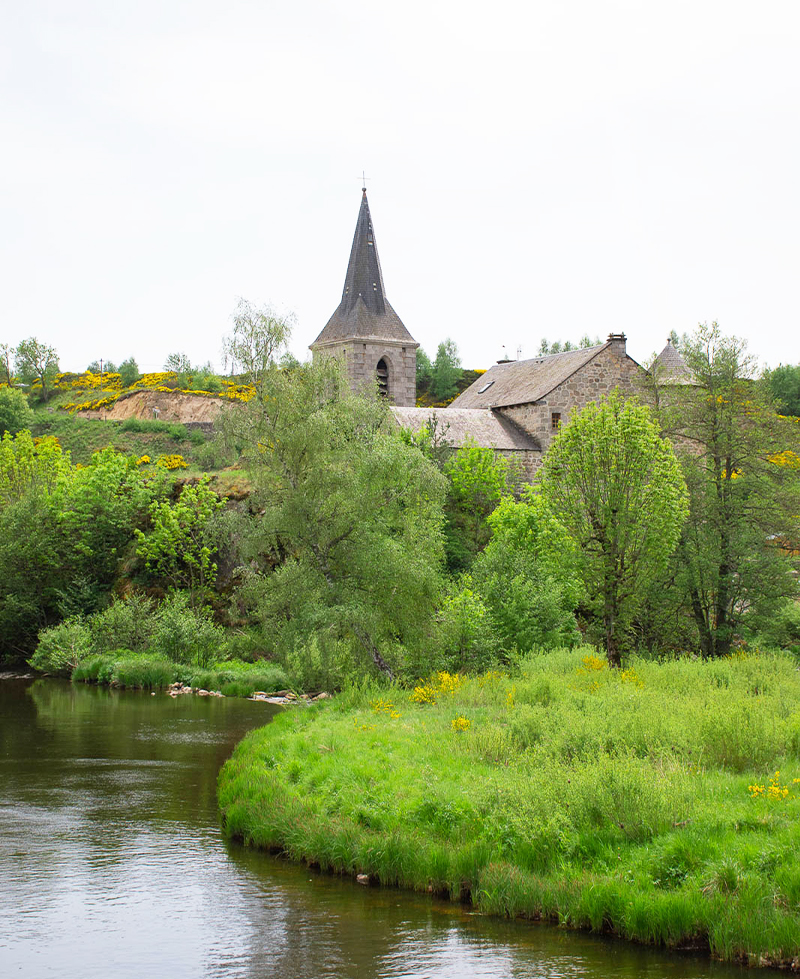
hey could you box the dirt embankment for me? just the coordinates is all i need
[78,391,227,424]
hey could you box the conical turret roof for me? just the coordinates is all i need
[311,190,416,347]
[653,338,694,384]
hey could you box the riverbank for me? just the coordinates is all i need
[218,647,800,969]
[70,653,292,699]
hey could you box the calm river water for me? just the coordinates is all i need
[0,679,751,979]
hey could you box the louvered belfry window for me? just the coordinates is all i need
[376,358,389,397]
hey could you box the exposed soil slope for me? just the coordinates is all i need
[78,391,225,423]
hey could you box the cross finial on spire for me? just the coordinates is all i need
[361,171,369,198]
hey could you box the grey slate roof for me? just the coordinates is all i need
[653,340,695,384]
[311,190,416,347]
[451,344,610,409]
[391,407,541,451]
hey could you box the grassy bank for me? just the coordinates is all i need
[73,653,289,696]
[218,647,800,968]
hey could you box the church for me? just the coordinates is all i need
[310,190,644,477]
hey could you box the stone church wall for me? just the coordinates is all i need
[319,340,417,406]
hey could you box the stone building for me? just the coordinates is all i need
[314,189,645,477]
[310,188,418,406]
[395,337,643,477]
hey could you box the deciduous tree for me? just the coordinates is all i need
[231,359,447,678]
[223,298,293,395]
[541,390,688,665]
[14,337,59,401]
[136,477,225,605]
[653,324,800,658]
[430,339,462,402]
[0,343,13,386]
[0,387,33,436]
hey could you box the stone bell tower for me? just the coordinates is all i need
[310,187,418,406]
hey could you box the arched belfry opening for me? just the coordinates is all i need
[376,358,389,397]
[309,188,418,406]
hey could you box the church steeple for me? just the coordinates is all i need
[340,188,387,317]
[310,188,418,406]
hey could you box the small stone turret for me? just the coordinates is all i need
[310,189,418,406]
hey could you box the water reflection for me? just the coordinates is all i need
[0,680,748,979]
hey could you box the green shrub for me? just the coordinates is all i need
[281,634,359,691]
[88,594,156,654]
[427,584,503,675]
[118,418,188,441]
[29,618,92,676]
[148,591,226,667]
[750,599,800,657]
[0,387,34,436]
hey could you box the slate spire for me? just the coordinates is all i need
[311,190,415,347]
[340,188,387,316]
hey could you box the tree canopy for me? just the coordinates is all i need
[223,298,293,394]
[14,337,59,400]
[541,390,688,665]
[430,339,462,402]
[0,387,33,436]
[764,362,800,417]
[652,323,800,658]
[231,358,447,677]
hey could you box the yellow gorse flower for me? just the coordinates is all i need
[768,450,800,469]
[156,454,188,470]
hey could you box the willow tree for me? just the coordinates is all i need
[230,358,447,678]
[540,391,688,666]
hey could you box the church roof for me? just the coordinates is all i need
[311,190,416,348]
[390,407,541,451]
[451,343,611,409]
[653,339,695,384]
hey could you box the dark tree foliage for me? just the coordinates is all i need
[652,324,800,658]
[764,363,800,417]
[430,339,462,402]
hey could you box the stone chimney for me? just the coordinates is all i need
[606,333,627,357]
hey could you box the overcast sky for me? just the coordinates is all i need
[2,0,799,374]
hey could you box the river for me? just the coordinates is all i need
[0,679,751,979]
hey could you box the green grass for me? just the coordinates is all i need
[30,411,211,468]
[72,652,289,694]
[218,647,800,967]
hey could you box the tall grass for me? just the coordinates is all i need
[72,652,289,694]
[218,647,800,967]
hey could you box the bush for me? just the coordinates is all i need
[119,418,188,441]
[28,618,92,676]
[88,594,156,654]
[749,599,800,657]
[281,634,359,691]
[427,585,503,675]
[148,591,226,667]
[0,387,34,436]
[469,491,582,654]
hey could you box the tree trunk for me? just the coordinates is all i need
[690,587,714,659]
[352,624,395,680]
[604,611,621,668]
